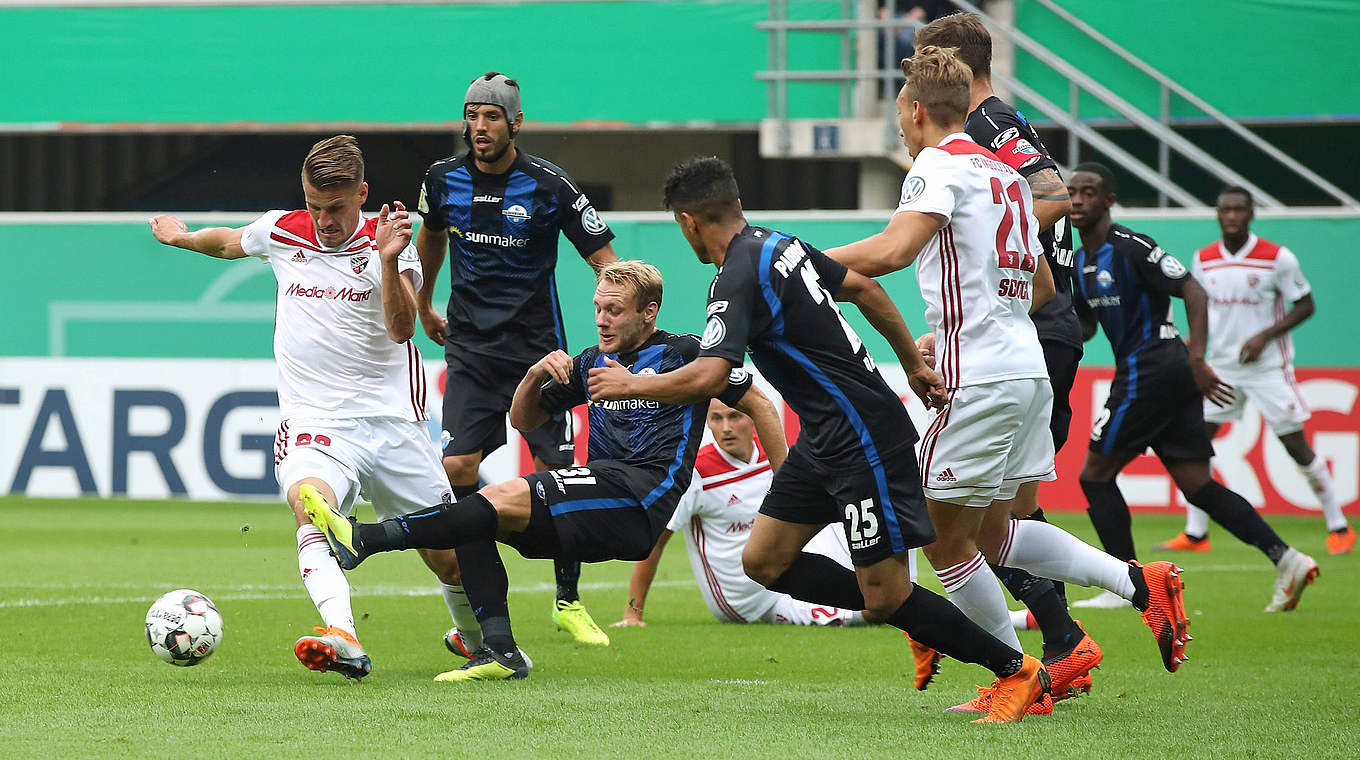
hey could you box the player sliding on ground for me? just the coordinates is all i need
[587,156,1049,723]
[614,399,872,628]
[148,136,459,680]
[306,261,787,681]
[825,48,1192,711]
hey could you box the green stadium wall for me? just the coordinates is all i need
[0,1,841,127]
[1014,0,1360,122]
[5,212,1358,368]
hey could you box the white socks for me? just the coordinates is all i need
[441,583,483,650]
[998,519,1136,602]
[937,553,1022,651]
[1303,457,1348,532]
[297,524,355,636]
[1184,504,1211,539]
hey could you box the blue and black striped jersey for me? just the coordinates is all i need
[1075,223,1192,378]
[537,330,751,518]
[699,226,916,463]
[418,150,614,363]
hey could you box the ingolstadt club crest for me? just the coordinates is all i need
[350,254,369,274]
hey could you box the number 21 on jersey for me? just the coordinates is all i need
[991,177,1035,301]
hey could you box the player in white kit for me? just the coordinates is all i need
[148,135,459,679]
[1156,186,1353,556]
[828,48,1192,710]
[612,399,867,627]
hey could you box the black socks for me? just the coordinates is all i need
[766,553,867,610]
[991,563,1083,657]
[355,493,499,553]
[456,538,517,655]
[1186,480,1289,563]
[1081,479,1137,562]
[555,559,582,603]
[886,585,1024,679]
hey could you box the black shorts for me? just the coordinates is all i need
[1042,340,1082,454]
[512,461,657,563]
[760,439,935,567]
[1089,361,1215,461]
[442,349,574,466]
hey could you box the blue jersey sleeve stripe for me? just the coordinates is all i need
[549,496,641,516]
[769,336,906,553]
[757,232,787,335]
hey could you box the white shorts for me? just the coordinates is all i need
[919,378,1057,507]
[1204,365,1310,436]
[760,596,859,626]
[274,417,451,520]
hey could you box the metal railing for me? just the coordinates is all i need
[758,0,1356,208]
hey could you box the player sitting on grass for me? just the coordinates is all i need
[613,399,870,628]
[306,260,786,681]
[148,136,457,681]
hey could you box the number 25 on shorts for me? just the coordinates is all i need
[845,498,880,546]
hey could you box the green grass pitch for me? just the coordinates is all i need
[1,496,1356,758]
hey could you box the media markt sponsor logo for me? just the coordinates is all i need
[284,283,373,302]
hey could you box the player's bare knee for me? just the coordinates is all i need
[856,575,908,620]
[1279,432,1314,465]
[443,454,481,486]
[741,544,789,588]
[480,479,532,535]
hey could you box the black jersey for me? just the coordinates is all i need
[699,226,916,462]
[417,150,615,364]
[537,330,751,517]
[1075,223,1192,381]
[965,96,1081,350]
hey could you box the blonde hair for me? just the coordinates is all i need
[901,46,973,127]
[302,135,365,189]
[597,260,664,310]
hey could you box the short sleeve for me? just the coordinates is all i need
[1275,247,1312,302]
[239,210,286,260]
[416,167,446,232]
[1125,233,1190,297]
[667,477,702,532]
[396,242,423,293]
[538,351,589,414]
[965,105,1057,177]
[555,179,615,258]
[893,153,961,222]
[699,254,763,365]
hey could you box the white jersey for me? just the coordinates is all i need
[668,441,853,623]
[1194,234,1311,373]
[240,210,428,422]
[894,132,1048,388]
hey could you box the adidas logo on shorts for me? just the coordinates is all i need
[935,468,958,483]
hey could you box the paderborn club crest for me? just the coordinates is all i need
[350,254,369,274]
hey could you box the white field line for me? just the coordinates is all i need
[0,579,691,609]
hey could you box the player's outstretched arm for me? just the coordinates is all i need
[733,384,787,472]
[612,530,673,628]
[1023,168,1072,233]
[376,203,418,343]
[834,270,948,409]
[148,215,247,260]
[1180,276,1235,407]
[415,223,449,345]
[510,350,575,432]
[586,242,619,275]
[588,356,732,405]
[825,211,943,277]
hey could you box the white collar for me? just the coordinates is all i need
[938,131,974,146]
[715,442,762,468]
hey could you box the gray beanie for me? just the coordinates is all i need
[465,73,522,119]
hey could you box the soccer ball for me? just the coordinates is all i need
[145,589,223,666]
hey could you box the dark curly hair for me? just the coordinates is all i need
[662,157,741,223]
